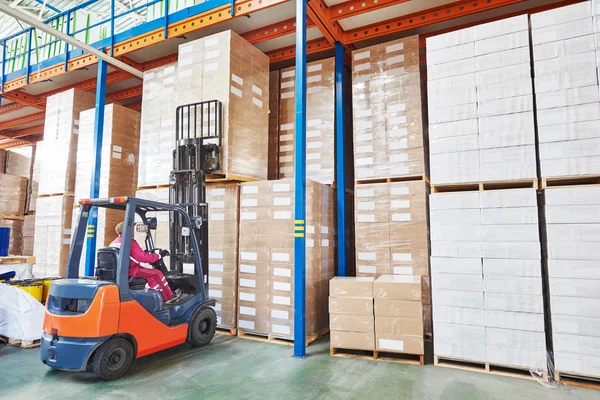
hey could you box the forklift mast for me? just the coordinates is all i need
[169,100,223,293]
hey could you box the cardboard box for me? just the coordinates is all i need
[374,275,421,300]
[329,277,374,298]
[330,314,374,333]
[376,333,424,355]
[331,330,375,351]
[329,297,374,316]
[375,299,422,318]
[375,316,423,336]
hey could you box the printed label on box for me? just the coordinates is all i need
[358,265,376,274]
[210,200,225,209]
[274,267,292,277]
[209,251,223,259]
[391,200,410,209]
[357,188,375,197]
[392,213,411,221]
[242,198,258,207]
[393,253,412,262]
[273,183,291,192]
[274,211,292,220]
[274,296,291,306]
[240,278,256,288]
[209,276,222,285]
[357,214,375,222]
[358,252,376,261]
[209,289,222,298]
[240,264,256,274]
[272,309,289,320]
[241,252,257,261]
[272,324,291,335]
[274,282,291,291]
[386,43,404,53]
[240,306,256,316]
[393,266,413,275]
[239,292,256,302]
[273,253,291,262]
[308,63,323,72]
[354,51,370,60]
[242,186,259,194]
[241,212,257,220]
[209,264,224,272]
[379,339,404,351]
[211,213,225,221]
[274,197,292,206]
[238,320,255,330]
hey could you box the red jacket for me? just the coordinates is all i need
[110,235,160,276]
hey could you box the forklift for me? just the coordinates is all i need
[40,100,223,380]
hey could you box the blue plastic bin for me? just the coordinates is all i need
[0,227,10,256]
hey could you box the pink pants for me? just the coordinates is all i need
[133,268,173,301]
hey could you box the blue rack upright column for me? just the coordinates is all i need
[335,42,347,277]
[84,59,108,276]
[293,0,307,359]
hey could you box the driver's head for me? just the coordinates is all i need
[115,222,124,235]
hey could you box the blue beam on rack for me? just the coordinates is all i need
[293,0,307,360]
[334,41,347,277]
[84,59,107,276]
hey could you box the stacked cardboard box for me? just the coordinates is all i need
[4,146,32,178]
[72,104,141,275]
[0,219,23,255]
[427,15,536,184]
[268,70,280,180]
[532,2,600,178]
[352,36,426,181]
[374,275,424,355]
[329,277,375,351]
[546,185,600,377]
[430,189,545,368]
[33,195,74,277]
[138,63,179,187]
[22,215,35,256]
[34,89,95,277]
[238,179,335,340]
[278,58,335,185]
[354,180,431,337]
[207,183,239,331]
[0,173,27,216]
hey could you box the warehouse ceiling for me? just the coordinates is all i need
[0,0,586,148]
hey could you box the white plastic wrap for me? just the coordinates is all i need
[0,283,44,341]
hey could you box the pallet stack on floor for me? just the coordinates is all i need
[71,103,141,275]
[136,30,270,334]
[33,89,95,277]
[0,173,27,255]
[530,0,600,385]
[347,34,431,360]
[237,179,335,343]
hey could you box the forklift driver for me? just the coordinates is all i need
[110,222,182,304]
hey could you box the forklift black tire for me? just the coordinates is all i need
[188,307,217,347]
[92,338,134,380]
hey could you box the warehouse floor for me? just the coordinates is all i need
[0,335,596,400]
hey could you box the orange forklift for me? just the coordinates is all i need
[40,101,223,379]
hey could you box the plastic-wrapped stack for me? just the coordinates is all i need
[4,146,32,178]
[277,58,335,185]
[330,277,375,351]
[34,88,95,277]
[139,30,269,189]
[427,16,536,184]
[72,104,141,275]
[354,180,431,337]
[207,183,239,332]
[532,2,600,178]
[546,186,600,378]
[352,35,426,181]
[374,275,425,356]
[237,179,335,341]
[430,189,545,369]
[0,219,23,255]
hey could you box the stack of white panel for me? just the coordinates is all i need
[532,2,600,178]
[546,185,600,377]
[427,15,536,184]
[430,189,545,368]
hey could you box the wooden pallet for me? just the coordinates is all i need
[237,330,320,346]
[206,174,260,183]
[434,356,547,382]
[137,184,170,191]
[216,327,238,336]
[330,347,424,365]
[355,175,430,186]
[555,370,600,390]
[38,192,73,198]
[2,337,41,349]
[0,214,25,221]
[431,179,538,193]
[0,256,36,265]
[541,175,600,189]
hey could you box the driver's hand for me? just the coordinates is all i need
[160,249,170,258]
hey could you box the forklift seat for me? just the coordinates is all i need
[96,247,148,290]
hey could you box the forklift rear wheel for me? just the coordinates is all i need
[92,338,134,380]
[188,307,217,347]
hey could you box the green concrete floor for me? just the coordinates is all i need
[0,335,597,400]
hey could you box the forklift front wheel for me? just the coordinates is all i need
[188,307,217,347]
[92,338,134,380]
